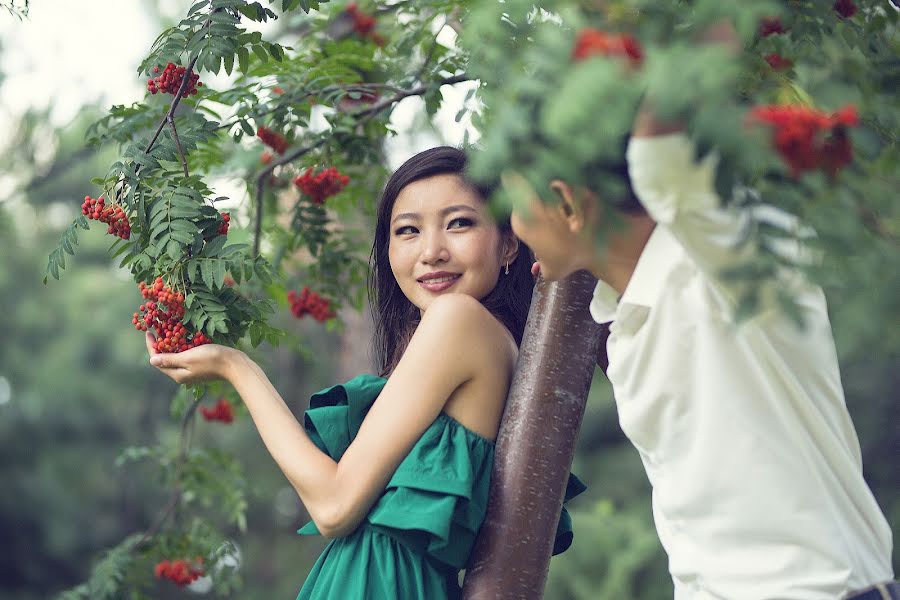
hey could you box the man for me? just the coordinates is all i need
[506,99,896,599]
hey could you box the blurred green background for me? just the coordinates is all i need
[0,3,896,599]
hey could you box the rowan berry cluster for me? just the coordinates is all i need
[759,17,787,37]
[217,212,230,236]
[81,196,132,239]
[750,104,859,177]
[346,3,384,45]
[154,557,204,586]
[200,398,234,423]
[833,0,856,18]
[572,28,643,66]
[288,287,336,322]
[765,53,793,70]
[293,167,350,205]
[147,63,202,96]
[257,126,289,154]
[133,277,211,353]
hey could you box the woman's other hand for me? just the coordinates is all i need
[145,332,239,385]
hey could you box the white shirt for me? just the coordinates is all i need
[591,134,894,599]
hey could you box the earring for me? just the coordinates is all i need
[505,261,510,275]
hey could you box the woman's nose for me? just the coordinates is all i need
[420,231,450,264]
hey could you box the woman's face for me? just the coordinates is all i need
[388,174,514,313]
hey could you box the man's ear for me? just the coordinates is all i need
[501,230,519,265]
[549,180,586,234]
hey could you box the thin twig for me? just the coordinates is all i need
[168,116,190,177]
[415,18,447,83]
[145,54,201,155]
[353,74,470,118]
[217,83,406,132]
[135,395,203,550]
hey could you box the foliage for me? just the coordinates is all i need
[1,0,29,20]
[38,0,474,596]
[13,0,898,597]
[463,0,898,324]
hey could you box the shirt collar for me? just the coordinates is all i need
[589,226,683,324]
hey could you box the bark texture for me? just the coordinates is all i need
[461,270,604,599]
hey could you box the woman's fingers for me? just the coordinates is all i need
[145,331,158,356]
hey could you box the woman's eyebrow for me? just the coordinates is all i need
[391,204,477,225]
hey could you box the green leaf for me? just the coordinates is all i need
[252,44,269,64]
[213,259,226,289]
[188,0,210,15]
[237,46,249,73]
[223,51,235,75]
[201,259,214,289]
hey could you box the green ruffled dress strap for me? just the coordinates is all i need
[297,373,586,558]
[553,473,587,555]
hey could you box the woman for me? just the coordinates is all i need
[146,147,579,599]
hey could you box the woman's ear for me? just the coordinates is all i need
[501,230,519,265]
[549,180,586,234]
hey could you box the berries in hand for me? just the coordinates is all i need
[293,167,349,205]
[135,277,211,353]
[81,196,131,239]
[288,287,336,322]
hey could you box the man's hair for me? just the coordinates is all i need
[583,135,645,215]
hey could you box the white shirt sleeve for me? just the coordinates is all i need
[626,133,810,309]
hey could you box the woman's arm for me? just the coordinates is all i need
[147,292,512,538]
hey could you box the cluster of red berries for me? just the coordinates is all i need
[200,398,234,423]
[833,0,856,18]
[572,28,643,66]
[346,3,385,45]
[293,167,350,205]
[257,126,289,154]
[759,17,787,38]
[260,151,273,165]
[133,277,211,353]
[217,212,230,236]
[764,53,793,70]
[81,196,131,239]
[749,104,859,177]
[288,287,336,322]
[154,557,204,587]
[147,63,202,96]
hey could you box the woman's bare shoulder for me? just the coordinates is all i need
[419,293,518,369]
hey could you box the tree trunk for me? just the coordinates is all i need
[461,270,603,599]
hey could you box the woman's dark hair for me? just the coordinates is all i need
[369,146,535,377]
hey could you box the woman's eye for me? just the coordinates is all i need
[448,217,474,229]
[394,225,418,236]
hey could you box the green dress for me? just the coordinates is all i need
[296,374,585,600]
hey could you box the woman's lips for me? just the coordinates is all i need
[418,274,461,292]
[531,261,541,278]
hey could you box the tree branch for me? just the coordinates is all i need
[135,396,202,550]
[250,74,472,256]
[168,116,190,177]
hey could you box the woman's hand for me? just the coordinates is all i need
[145,332,240,385]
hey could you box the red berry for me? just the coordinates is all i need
[572,28,643,66]
[256,126,289,154]
[292,166,350,205]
